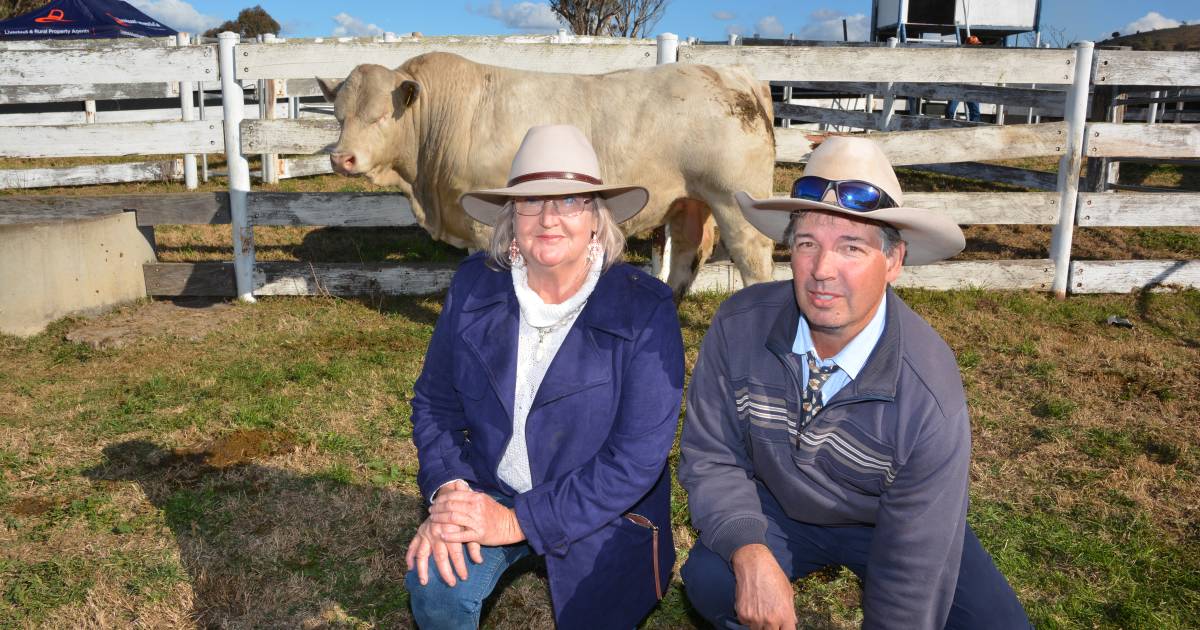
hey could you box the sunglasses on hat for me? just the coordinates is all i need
[790,176,898,212]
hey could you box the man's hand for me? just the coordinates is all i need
[731,544,797,630]
[405,481,482,587]
[428,488,525,546]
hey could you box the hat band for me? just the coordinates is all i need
[507,170,603,187]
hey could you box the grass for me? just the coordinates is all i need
[1,285,1198,628]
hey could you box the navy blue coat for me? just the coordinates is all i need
[411,253,684,628]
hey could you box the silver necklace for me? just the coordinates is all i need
[531,300,586,362]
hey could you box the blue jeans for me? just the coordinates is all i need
[406,493,533,628]
[946,100,981,122]
[681,490,1030,629]
[406,541,532,628]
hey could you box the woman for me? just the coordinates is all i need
[405,124,683,628]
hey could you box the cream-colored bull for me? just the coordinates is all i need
[318,52,776,297]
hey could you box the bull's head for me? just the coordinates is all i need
[318,64,421,185]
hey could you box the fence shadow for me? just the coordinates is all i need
[82,437,565,628]
[295,226,466,264]
[84,438,423,627]
[1133,270,1200,348]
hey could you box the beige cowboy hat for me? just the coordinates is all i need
[735,136,965,265]
[459,124,649,226]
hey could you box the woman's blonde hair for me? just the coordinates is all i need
[485,196,626,272]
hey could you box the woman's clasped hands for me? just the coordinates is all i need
[404,480,526,587]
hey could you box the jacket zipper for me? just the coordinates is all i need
[623,512,662,600]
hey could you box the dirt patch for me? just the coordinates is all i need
[7,497,59,516]
[168,430,298,469]
[65,298,245,350]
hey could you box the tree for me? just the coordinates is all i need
[609,0,668,38]
[550,0,618,36]
[0,0,51,21]
[550,0,669,38]
[203,5,280,39]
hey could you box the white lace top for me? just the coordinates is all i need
[497,254,603,493]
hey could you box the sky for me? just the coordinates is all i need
[123,1,1198,45]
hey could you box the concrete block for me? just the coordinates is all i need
[0,212,156,337]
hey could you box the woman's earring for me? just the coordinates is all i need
[508,238,525,268]
[586,232,602,265]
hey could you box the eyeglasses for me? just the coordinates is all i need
[512,195,594,217]
[791,176,898,212]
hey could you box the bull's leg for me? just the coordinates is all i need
[662,198,715,302]
[704,193,776,290]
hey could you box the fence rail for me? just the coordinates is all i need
[0,44,217,84]
[1,34,1197,299]
[237,38,658,80]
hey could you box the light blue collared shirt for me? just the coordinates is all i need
[792,293,888,404]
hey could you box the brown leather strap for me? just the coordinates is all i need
[651,526,661,599]
[624,513,663,600]
[507,170,603,187]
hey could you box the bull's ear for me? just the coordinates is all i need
[316,78,343,103]
[397,79,421,110]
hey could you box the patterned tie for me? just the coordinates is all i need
[801,351,840,430]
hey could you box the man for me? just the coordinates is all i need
[678,136,1029,629]
[946,35,983,122]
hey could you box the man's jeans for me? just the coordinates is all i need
[946,100,982,122]
[681,489,1030,629]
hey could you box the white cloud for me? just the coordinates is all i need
[810,8,843,22]
[470,1,563,32]
[755,16,785,38]
[1119,11,1190,35]
[713,10,736,21]
[331,12,385,37]
[126,0,220,34]
[796,10,868,42]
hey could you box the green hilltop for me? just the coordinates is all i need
[1097,23,1200,51]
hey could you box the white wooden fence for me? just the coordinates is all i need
[0,33,1197,299]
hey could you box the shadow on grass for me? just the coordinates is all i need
[83,438,424,627]
[1119,162,1200,191]
[84,437,681,627]
[1134,284,1200,348]
[295,227,466,264]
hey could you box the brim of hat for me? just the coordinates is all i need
[460,180,649,226]
[734,192,965,265]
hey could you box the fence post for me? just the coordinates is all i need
[218,31,256,303]
[878,37,899,132]
[780,85,792,128]
[1147,90,1160,125]
[1026,32,1041,124]
[651,32,679,283]
[197,79,209,182]
[259,33,279,185]
[1049,41,1094,299]
[1084,83,1125,192]
[177,32,199,190]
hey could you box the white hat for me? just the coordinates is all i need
[459,124,649,226]
[735,136,965,265]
